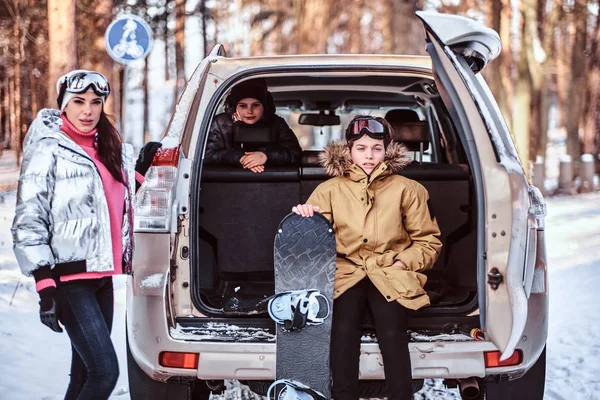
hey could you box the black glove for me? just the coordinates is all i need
[135,142,162,176]
[39,292,63,333]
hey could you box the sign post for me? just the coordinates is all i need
[105,15,153,64]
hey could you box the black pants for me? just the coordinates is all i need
[55,277,119,400]
[331,278,412,400]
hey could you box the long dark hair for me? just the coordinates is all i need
[95,112,124,184]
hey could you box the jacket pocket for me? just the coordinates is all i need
[381,266,427,299]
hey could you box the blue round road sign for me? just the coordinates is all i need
[105,15,153,64]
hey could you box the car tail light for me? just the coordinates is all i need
[159,351,199,369]
[484,349,523,367]
[135,146,180,232]
[153,146,180,166]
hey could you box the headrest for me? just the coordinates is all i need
[384,109,430,152]
[232,123,275,149]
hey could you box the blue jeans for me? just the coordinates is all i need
[55,277,119,400]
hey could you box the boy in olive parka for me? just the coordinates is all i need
[292,115,442,400]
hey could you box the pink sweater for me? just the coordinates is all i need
[59,114,125,282]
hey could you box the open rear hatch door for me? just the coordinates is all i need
[417,11,534,360]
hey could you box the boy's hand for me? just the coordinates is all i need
[292,204,320,217]
[240,152,267,169]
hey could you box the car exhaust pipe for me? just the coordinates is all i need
[206,379,225,392]
[458,377,481,400]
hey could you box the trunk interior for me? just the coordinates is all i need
[189,77,480,336]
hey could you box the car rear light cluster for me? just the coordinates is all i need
[134,146,180,232]
[485,349,523,368]
[159,351,199,369]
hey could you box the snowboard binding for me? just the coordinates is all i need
[268,289,330,331]
[267,379,328,400]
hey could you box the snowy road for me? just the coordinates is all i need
[0,190,599,400]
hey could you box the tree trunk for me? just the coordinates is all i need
[47,0,78,106]
[29,69,38,119]
[346,0,362,53]
[88,0,117,119]
[499,0,512,127]
[297,0,330,53]
[390,0,425,55]
[380,0,393,54]
[9,73,17,154]
[0,81,4,155]
[513,0,538,171]
[175,0,186,99]
[12,17,22,165]
[583,72,600,155]
[526,0,546,162]
[582,11,600,159]
[485,0,512,129]
[262,0,282,55]
[556,4,570,128]
[565,0,588,169]
[534,0,560,161]
[111,65,123,132]
[3,75,9,150]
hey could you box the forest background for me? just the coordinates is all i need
[0,0,599,192]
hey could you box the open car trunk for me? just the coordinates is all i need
[190,75,481,335]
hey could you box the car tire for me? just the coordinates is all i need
[484,346,546,400]
[127,334,192,400]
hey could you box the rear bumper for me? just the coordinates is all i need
[195,341,498,380]
[126,277,547,383]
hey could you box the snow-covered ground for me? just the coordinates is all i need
[0,189,599,399]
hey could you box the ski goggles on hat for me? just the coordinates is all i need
[347,118,389,141]
[61,71,110,97]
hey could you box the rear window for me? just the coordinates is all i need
[277,108,434,163]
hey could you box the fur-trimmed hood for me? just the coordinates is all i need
[318,140,411,177]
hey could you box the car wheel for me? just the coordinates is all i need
[127,335,192,400]
[485,346,546,400]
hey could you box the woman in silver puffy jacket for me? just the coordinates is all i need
[11,70,137,399]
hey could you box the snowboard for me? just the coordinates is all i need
[269,213,337,400]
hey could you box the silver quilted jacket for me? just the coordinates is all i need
[11,109,135,277]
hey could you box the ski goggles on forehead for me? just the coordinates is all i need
[64,72,110,96]
[348,118,389,140]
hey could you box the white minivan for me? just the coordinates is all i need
[127,12,548,400]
